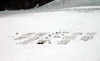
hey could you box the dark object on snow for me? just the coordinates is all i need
[37,42,44,44]
[0,0,54,11]
[16,32,18,35]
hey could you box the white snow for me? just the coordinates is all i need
[0,6,100,61]
[38,0,100,10]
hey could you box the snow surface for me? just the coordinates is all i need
[0,6,100,61]
[38,0,100,11]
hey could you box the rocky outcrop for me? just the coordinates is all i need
[0,0,54,11]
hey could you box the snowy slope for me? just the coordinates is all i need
[0,0,100,61]
[0,6,100,61]
[0,0,100,17]
[37,0,100,11]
